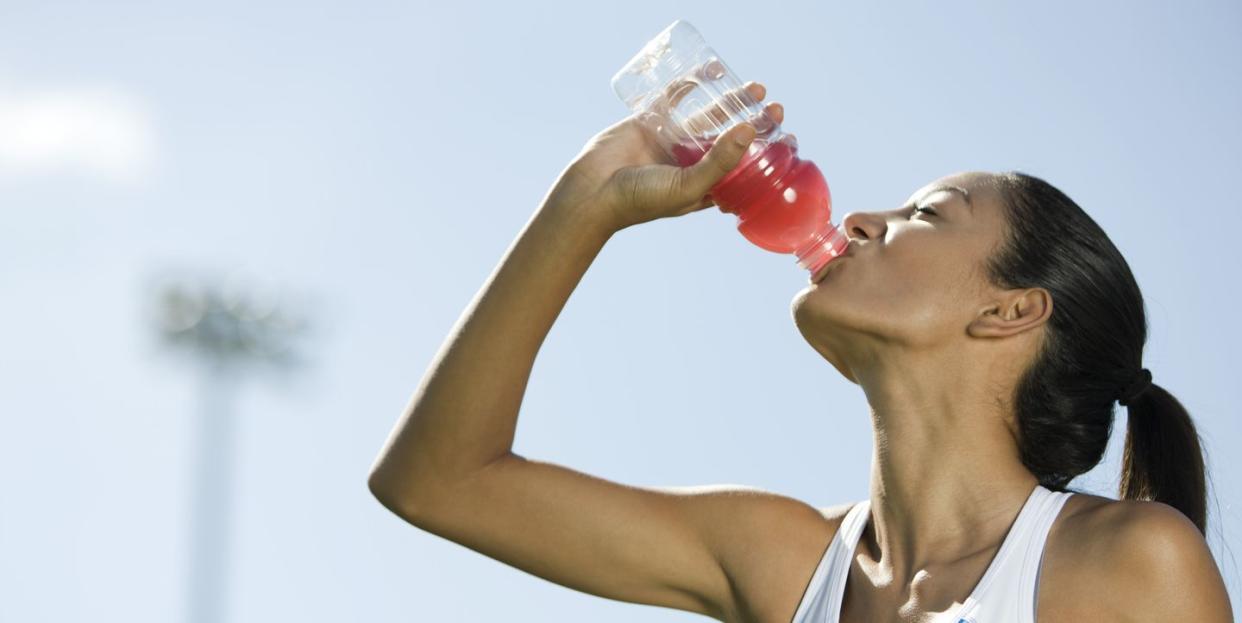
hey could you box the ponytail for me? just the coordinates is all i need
[1119,382,1208,535]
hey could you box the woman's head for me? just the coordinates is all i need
[791,171,1040,386]
[792,170,1209,534]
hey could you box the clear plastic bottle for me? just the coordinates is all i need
[611,19,849,277]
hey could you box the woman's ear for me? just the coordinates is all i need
[967,287,1053,338]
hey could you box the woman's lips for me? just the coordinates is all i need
[810,257,846,284]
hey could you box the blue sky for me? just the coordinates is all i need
[1,1,1238,620]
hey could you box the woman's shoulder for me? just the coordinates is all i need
[711,497,859,623]
[1050,490,1202,563]
[1040,491,1229,620]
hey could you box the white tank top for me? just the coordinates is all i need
[789,484,1074,623]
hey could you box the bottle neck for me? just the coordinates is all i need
[795,223,850,275]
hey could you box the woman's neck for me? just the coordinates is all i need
[852,348,1041,583]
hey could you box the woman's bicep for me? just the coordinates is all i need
[378,453,820,621]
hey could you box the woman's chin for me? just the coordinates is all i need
[790,287,815,316]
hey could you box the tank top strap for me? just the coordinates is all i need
[789,499,871,623]
[955,485,1075,623]
[1016,487,1075,621]
[839,499,872,547]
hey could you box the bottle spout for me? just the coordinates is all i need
[795,223,850,276]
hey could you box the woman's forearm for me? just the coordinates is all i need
[368,196,615,507]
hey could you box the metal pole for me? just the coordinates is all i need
[184,360,238,623]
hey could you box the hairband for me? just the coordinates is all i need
[1117,367,1153,406]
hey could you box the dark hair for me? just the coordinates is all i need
[985,171,1209,535]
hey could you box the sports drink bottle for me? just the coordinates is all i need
[611,19,850,276]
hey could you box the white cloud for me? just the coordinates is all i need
[0,86,155,184]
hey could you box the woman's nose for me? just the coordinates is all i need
[841,211,886,241]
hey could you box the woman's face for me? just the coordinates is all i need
[791,171,1012,382]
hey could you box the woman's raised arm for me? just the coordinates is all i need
[365,87,830,622]
[367,82,772,505]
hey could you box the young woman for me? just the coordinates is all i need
[368,82,1233,622]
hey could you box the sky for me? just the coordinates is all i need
[1,1,1239,621]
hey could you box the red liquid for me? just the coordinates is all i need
[671,136,848,275]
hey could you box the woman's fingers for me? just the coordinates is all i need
[644,73,785,163]
[744,81,766,101]
[765,101,784,125]
[672,80,782,141]
[678,81,764,129]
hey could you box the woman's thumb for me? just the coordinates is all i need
[675,123,756,202]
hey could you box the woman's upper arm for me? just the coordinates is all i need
[373,452,833,622]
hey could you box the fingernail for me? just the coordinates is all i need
[733,124,756,147]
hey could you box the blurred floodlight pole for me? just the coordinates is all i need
[152,273,309,623]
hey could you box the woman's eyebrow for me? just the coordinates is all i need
[919,185,973,213]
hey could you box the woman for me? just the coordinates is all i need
[367,81,1233,621]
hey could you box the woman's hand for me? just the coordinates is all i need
[544,81,785,233]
